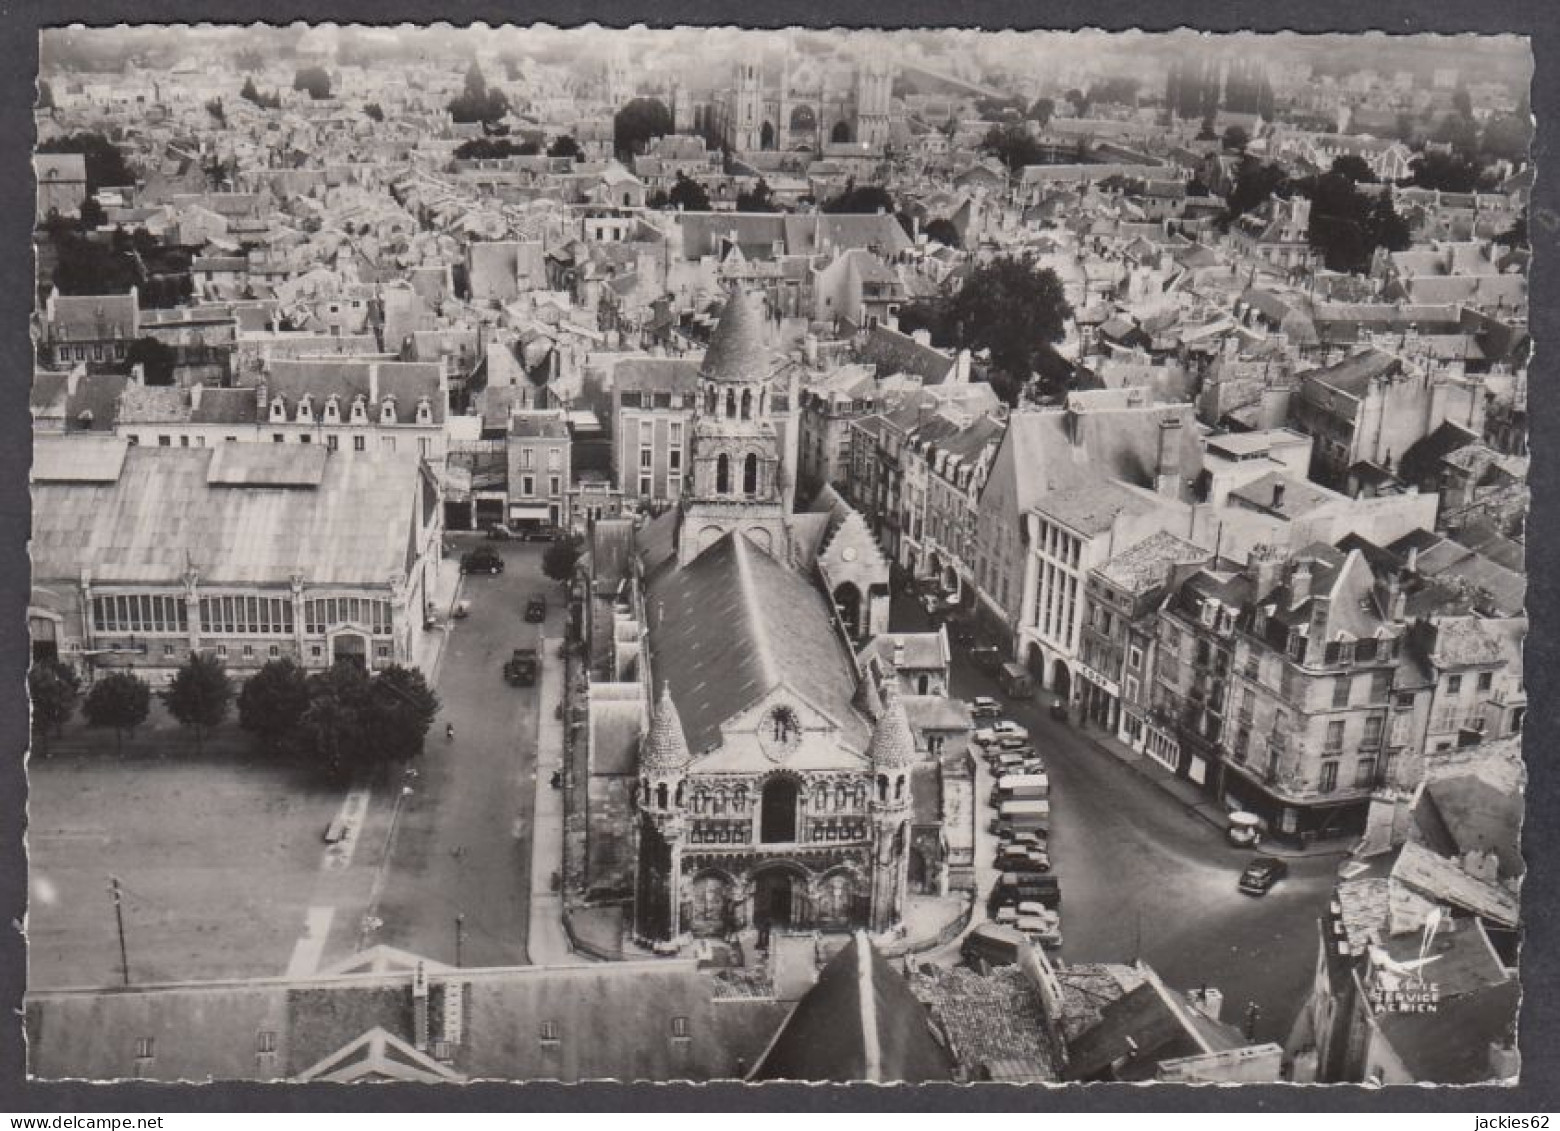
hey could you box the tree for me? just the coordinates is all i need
[667,172,711,211]
[161,652,232,755]
[737,178,780,212]
[924,217,961,247]
[1330,154,1377,184]
[613,96,673,160]
[1295,171,1411,274]
[1221,125,1250,153]
[293,66,332,100]
[362,664,440,763]
[1026,97,1055,126]
[38,133,134,195]
[543,538,582,585]
[1064,88,1089,115]
[448,60,510,125]
[1409,148,1485,193]
[981,122,1045,172]
[29,660,81,754]
[1452,85,1473,120]
[1495,209,1528,250]
[79,196,107,229]
[83,671,151,756]
[929,254,1067,402]
[238,657,311,753]
[822,180,895,214]
[453,136,537,161]
[363,102,384,123]
[1196,115,1218,141]
[547,134,582,160]
[126,337,176,385]
[298,661,369,782]
[1223,158,1289,225]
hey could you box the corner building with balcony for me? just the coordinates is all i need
[629,290,910,944]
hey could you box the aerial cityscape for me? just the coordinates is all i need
[23,24,1531,1087]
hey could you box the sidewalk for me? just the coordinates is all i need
[411,552,463,681]
[527,634,593,965]
[1073,722,1351,860]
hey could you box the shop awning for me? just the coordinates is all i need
[508,504,552,521]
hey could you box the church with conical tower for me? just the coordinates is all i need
[616,288,940,948]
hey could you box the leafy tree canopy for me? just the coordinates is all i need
[161,652,232,753]
[613,97,673,160]
[981,122,1045,173]
[543,538,582,584]
[293,65,332,100]
[83,671,151,754]
[38,132,133,194]
[29,659,81,742]
[238,657,311,751]
[1329,154,1377,184]
[547,134,582,160]
[822,179,895,215]
[667,172,711,211]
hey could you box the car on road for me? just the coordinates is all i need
[1238,855,1289,895]
[519,524,564,543]
[990,872,1061,913]
[460,548,505,575]
[970,646,1003,673]
[484,524,512,541]
[971,696,1002,719]
[995,846,1051,873]
[1016,910,1062,949]
[525,595,548,622]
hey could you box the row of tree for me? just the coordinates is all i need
[1223,156,1413,273]
[30,655,440,783]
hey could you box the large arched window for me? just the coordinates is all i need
[741,389,752,420]
[726,389,737,419]
[743,452,758,495]
[760,777,800,843]
[716,453,731,494]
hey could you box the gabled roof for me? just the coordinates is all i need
[1062,968,1246,1082]
[750,933,955,1083]
[645,530,868,757]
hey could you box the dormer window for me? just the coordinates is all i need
[296,394,314,423]
[323,396,340,424]
[269,396,287,422]
[350,396,368,424]
[380,398,397,425]
[415,397,433,424]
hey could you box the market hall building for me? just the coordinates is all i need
[29,434,443,682]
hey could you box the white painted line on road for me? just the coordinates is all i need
[286,905,335,976]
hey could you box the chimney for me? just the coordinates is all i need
[412,961,430,1051]
[368,362,381,402]
[1289,560,1312,611]
[1405,545,1420,575]
[1248,544,1287,600]
[1155,417,1184,498]
[1271,480,1286,510]
[954,348,972,384]
[66,363,83,398]
[190,383,204,411]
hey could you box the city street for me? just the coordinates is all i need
[364,535,555,968]
[900,594,1340,1044]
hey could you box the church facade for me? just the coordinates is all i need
[628,289,912,945]
[716,57,894,155]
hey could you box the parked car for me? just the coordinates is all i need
[993,720,1029,742]
[525,595,548,623]
[995,846,1051,873]
[1227,811,1265,848]
[989,873,1062,913]
[1016,912,1062,949]
[1007,832,1047,853]
[484,524,512,541]
[460,548,505,575]
[1238,855,1289,895]
[971,696,1002,720]
[518,524,563,543]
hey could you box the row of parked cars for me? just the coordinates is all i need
[969,696,1062,953]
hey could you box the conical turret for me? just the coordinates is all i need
[867,679,915,770]
[642,682,692,773]
[699,289,773,383]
